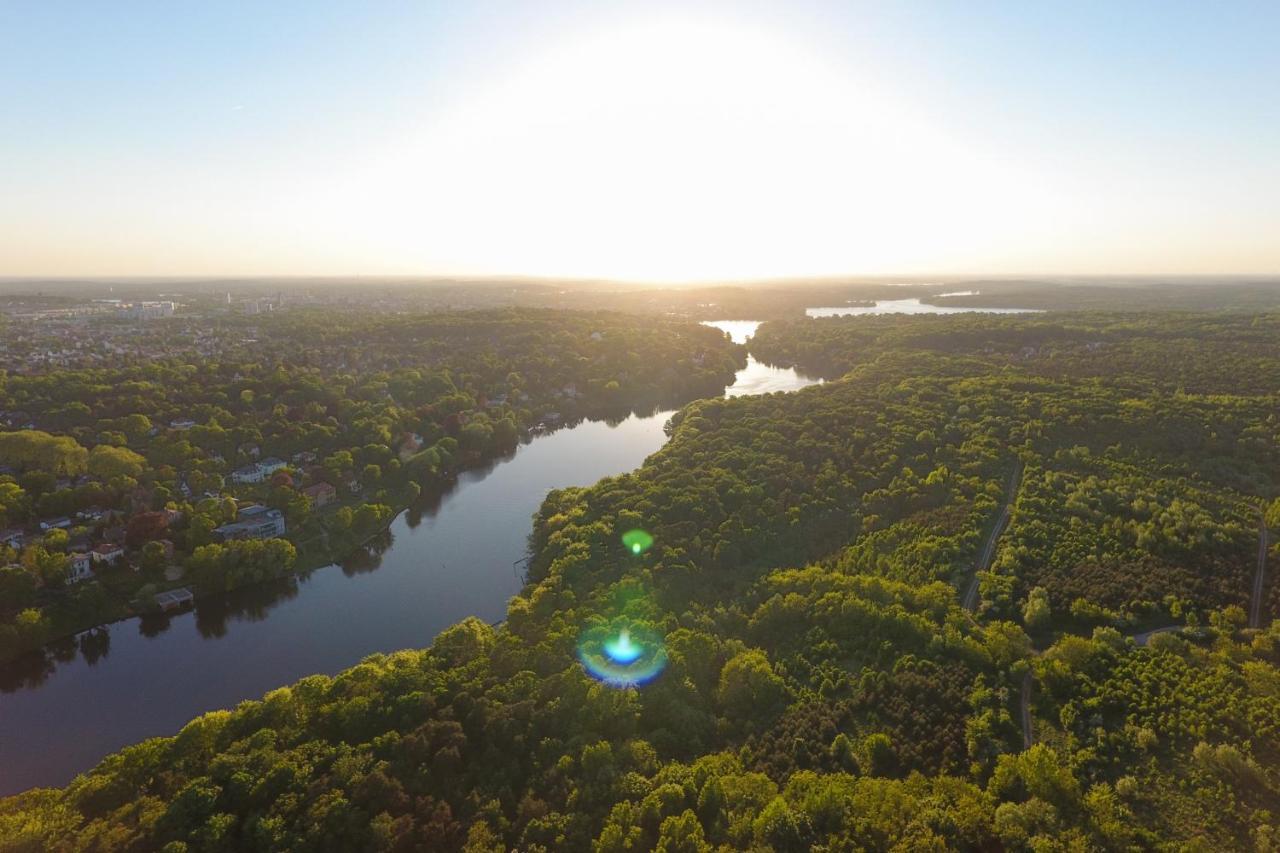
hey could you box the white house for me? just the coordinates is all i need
[68,551,93,583]
[230,464,265,484]
[258,457,287,475]
[91,543,125,565]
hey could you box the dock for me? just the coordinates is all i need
[155,587,195,612]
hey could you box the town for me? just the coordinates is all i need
[0,303,744,661]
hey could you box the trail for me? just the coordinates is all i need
[1250,518,1269,629]
[962,463,1022,612]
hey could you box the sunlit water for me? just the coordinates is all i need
[700,320,825,397]
[807,298,1040,317]
[0,327,818,794]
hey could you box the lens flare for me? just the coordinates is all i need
[621,528,654,555]
[578,622,667,687]
[604,628,643,664]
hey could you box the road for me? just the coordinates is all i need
[1250,520,1270,629]
[962,463,1023,612]
[1131,625,1178,646]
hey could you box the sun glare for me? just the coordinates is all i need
[335,12,1060,282]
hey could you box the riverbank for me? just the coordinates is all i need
[0,332,830,794]
[0,375,747,668]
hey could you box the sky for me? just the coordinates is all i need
[2,1,1278,281]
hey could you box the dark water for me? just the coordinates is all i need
[0,322,817,795]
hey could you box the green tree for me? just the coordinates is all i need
[88,445,146,480]
[717,649,788,728]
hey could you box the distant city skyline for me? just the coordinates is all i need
[3,1,1278,280]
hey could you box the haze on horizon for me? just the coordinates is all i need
[2,1,1278,282]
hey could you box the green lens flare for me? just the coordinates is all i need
[578,623,667,688]
[621,528,654,555]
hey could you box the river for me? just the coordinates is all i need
[0,320,819,795]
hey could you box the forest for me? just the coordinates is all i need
[2,310,1279,850]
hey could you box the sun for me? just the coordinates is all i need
[327,11,1059,282]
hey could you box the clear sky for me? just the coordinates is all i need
[2,1,1277,280]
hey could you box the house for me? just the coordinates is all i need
[258,457,287,475]
[0,529,24,549]
[91,543,125,565]
[214,507,286,541]
[169,418,196,430]
[301,481,337,508]
[230,464,265,484]
[68,551,93,583]
[291,450,317,465]
[39,517,72,532]
[155,539,176,560]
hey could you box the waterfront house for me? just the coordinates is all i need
[214,507,286,541]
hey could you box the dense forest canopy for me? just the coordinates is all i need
[3,310,1279,850]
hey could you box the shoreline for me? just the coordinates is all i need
[0,381,736,673]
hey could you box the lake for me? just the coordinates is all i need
[0,320,816,795]
[807,298,1040,317]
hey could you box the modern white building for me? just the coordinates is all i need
[214,506,286,541]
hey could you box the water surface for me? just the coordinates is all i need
[806,298,1040,317]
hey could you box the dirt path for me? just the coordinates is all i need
[1250,519,1269,629]
[962,463,1022,612]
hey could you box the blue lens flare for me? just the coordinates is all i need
[578,623,667,687]
[604,629,643,664]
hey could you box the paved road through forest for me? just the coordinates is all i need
[962,463,1023,611]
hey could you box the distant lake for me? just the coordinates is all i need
[806,298,1041,317]
[0,322,819,796]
